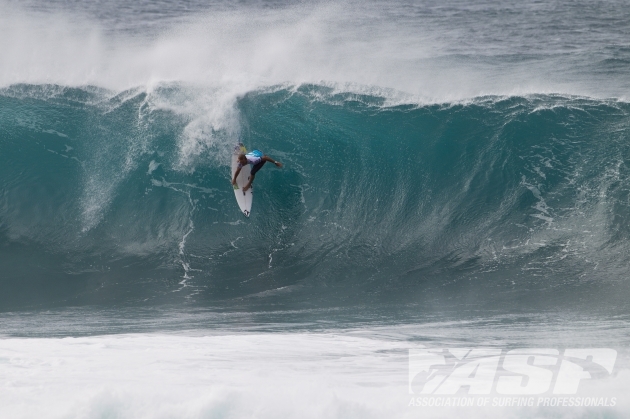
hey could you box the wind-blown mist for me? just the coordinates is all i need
[2,0,630,100]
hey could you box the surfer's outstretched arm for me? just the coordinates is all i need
[263,156,282,167]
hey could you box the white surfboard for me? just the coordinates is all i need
[231,143,253,217]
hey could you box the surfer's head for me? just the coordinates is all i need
[238,154,247,165]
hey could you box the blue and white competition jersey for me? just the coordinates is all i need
[238,150,263,168]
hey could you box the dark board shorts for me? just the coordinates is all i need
[251,159,266,175]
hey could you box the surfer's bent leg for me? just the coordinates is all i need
[250,160,266,176]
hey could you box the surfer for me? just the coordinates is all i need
[232,150,283,192]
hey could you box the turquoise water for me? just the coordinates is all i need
[2,85,630,313]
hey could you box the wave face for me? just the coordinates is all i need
[1,84,630,310]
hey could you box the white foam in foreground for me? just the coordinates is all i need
[1,332,629,419]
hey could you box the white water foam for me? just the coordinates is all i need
[0,331,628,419]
